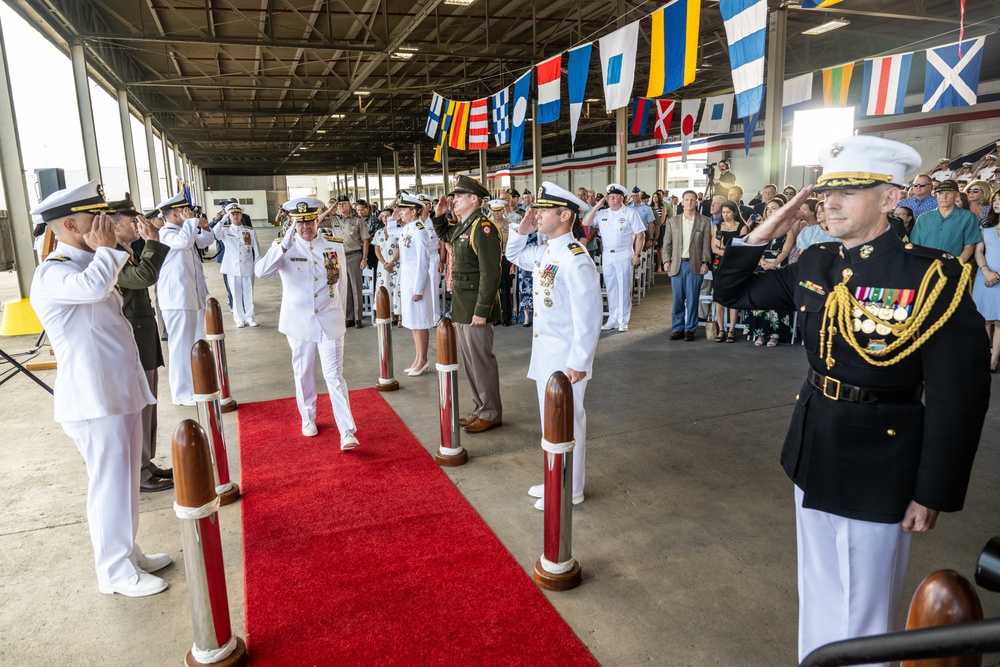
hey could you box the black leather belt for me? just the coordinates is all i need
[808,370,924,404]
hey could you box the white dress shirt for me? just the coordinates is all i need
[596,206,646,253]
[216,223,260,277]
[157,218,215,310]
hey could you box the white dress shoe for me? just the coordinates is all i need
[340,433,359,451]
[618,323,629,332]
[302,421,318,437]
[533,493,585,511]
[528,484,544,498]
[406,362,430,376]
[600,321,617,331]
[136,552,172,573]
[236,321,247,328]
[98,572,168,597]
[172,397,197,407]
[247,319,258,327]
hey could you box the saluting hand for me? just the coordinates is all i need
[139,213,163,230]
[434,197,450,219]
[137,217,160,241]
[518,208,538,235]
[746,187,813,245]
[84,213,117,249]
[280,223,297,250]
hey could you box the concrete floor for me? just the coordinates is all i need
[1,226,998,667]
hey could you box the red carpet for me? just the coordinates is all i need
[238,388,599,666]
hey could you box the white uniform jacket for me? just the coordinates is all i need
[157,218,214,310]
[254,233,348,342]
[30,243,155,423]
[216,223,260,277]
[398,220,431,297]
[507,230,603,381]
[595,206,646,258]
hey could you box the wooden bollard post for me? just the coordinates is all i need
[534,371,582,591]
[191,340,241,505]
[901,570,984,667]
[374,286,399,392]
[172,420,248,667]
[434,317,466,466]
[205,297,238,413]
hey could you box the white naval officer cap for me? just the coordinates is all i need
[224,202,243,214]
[487,199,506,212]
[813,136,922,192]
[156,191,191,213]
[397,193,423,209]
[987,155,997,161]
[937,158,951,164]
[535,182,588,213]
[606,183,627,196]
[416,193,433,205]
[282,197,326,222]
[29,180,114,223]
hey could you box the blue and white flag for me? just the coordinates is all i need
[491,87,510,146]
[742,112,759,156]
[720,0,766,119]
[922,37,984,112]
[699,93,734,135]
[567,43,593,148]
[599,20,640,112]
[425,92,445,139]
[510,71,532,167]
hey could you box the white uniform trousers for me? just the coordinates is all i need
[162,308,205,403]
[62,412,143,587]
[287,333,357,436]
[602,254,634,326]
[535,379,588,496]
[795,485,911,667]
[227,274,255,324]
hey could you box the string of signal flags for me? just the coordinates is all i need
[424,0,987,167]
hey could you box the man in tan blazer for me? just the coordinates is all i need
[662,190,713,341]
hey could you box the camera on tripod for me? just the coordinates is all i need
[702,163,717,177]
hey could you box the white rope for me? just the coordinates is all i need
[539,555,577,575]
[438,445,464,457]
[194,391,222,402]
[173,496,221,520]
[375,317,392,325]
[191,635,237,664]
[541,438,575,454]
[220,396,236,405]
[205,333,225,341]
[216,482,234,495]
[436,363,459,372]
[377,377,397,385]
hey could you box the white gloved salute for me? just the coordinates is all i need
[281,222,297,250]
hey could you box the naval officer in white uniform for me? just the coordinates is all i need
[29,181,172,597]
[156,191,216,405]
[507,182,603,509]
[215,202,261,327]
[255,198,360,448]
[396,194,437,375]
[581,183,646,332]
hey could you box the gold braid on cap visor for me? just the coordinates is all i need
[816,172,895,189]
[290,211,319,222]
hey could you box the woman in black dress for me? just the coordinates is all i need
[744,194,797,347]
[711,200,749,342]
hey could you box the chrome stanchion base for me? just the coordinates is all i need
[375,378,399,392]
[218,483,241,506]
[185,636,248,667]
[220,398,239,413]
[533,559,582,591]
[434,448,468,467]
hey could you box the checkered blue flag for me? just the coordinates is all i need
[425,92,444,139]
[491,87,510,146]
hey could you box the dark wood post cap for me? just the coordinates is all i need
[205,297,225,336]
[543,371,573,445]
[172,420,218,509]
[191,339,220,395]
[436,317,457,366]
[902,569,983,667]
[376,286,391,320]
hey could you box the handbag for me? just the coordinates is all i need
[705,321,719,340]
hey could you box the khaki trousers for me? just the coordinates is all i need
[454,323,502,422]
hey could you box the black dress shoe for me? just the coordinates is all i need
[140,477,174,493]
[355,320,364,329]
[148,464,173,479]
[345,319,355,327]
[669,332,684,340]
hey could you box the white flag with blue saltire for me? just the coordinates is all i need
[599,20,640,112]
[425,92,445,139]
[922,37,984,112]
[491,87,510,146]
[720,0,766,119]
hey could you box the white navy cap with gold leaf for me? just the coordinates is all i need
[30,180,114,223]
[815,136,922,192]
[535,181,588,213]
[282,197,326,222]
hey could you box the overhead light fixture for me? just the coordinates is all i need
[329,114,345,120]
[802,18,849,35]
[301,146,310,150]
[393,52,414,59]
[584,98,600,103]
[316,129,327,134]
[355,90,371,96]
[443,0,476,5]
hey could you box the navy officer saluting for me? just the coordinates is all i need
[714,136,990,663]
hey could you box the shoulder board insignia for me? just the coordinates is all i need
[46,255,69,262]
[274,237,284,245]
[415,222,424,230]
[568,242,586,256]
[324,235,344,244]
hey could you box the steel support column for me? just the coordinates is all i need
[363,162,370,202]
[143,116,161,205]
[352,166,359,201]
[763,6,787,185]
[393,152,401,195]
[116,90,141,209]
[479,149,488,193]
[441,146,449,194]
[532,101,543,192]
[162,135,173,194]
[70,40,101,181]
[414,144,422,192]
[615,107,628,186]
[377,157,384,207]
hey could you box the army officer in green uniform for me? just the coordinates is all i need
[433,175,503,433]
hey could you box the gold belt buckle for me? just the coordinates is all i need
[822,376,841,401]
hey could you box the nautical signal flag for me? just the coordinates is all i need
[923,37,984,112]
[448,101,470,150]
[801,0,842,7]
[491,87,510,146]
[647,0,700,98]
[468,98,490,150]
[783,72,814,107]
[720,0,766,119]
[699,94,734,135]
[653,99,676,140]
[426,92,445,139]
[680,98,701,162]
[599,20,640,112]
[631,98,652,136]
[567,43,593,148]
[434,99,457,162]
[822,64,855,106]
[536,54,562,124]
[510,70,532,167]
[742,112,759,156]
[861,53,913,116]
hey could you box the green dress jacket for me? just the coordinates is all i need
[117,240,169,371]
[433,209,502,324]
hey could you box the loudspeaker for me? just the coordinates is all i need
[35,168,66,200]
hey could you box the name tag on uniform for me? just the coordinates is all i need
[290,257,307,262]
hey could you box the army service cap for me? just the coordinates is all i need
[814,136,921,192]
[397,193,423,209]
[448,174,490,199]
[606,183,627,196]
[108,192,140,217]
[534,182,588,214]
[282,197,326,222]
[30,180,114,223]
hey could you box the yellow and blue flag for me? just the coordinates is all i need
[647,0,700,98]
[801,0,843,7]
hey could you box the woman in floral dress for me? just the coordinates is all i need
[744,195,796,347]
[373,215,402,325]
[516,229,538,326]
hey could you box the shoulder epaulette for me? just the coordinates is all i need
[903,241,963,273]
[46,255,69,262]
[274,237,284,245]
[568,242,586,256]
[415,221,424,230]
[324,235,344,244]
[812,243,841,255]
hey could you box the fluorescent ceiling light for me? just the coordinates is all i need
[392,52,414,59]
[329,114,345,119]
[355,90,371,96]
[315,129,327,134]
[398,46,418,51]
[443,0,476,5]
[802,19,849,35]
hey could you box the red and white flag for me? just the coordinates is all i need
[536,54,562,124]
[680,99,701,162]
[653,99,675,140]
[468,98,490,150]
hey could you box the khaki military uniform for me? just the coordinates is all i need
[327,214,369,323]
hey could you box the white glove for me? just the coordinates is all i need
[280,224,297,250]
